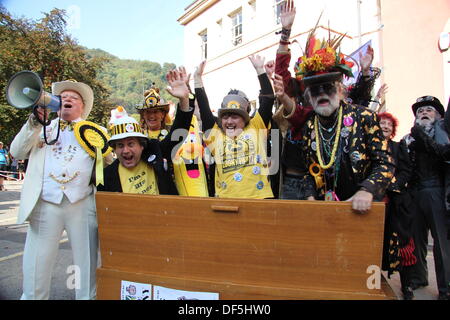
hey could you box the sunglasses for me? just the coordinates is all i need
[308,82,337,97]
[416,96,436,103]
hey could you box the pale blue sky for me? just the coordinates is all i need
[2,0,193,65]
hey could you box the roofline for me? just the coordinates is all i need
[178,0,220,26]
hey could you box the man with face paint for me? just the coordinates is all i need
[274,1,382,202]
[403,96,450,300]
[277,28,394,213]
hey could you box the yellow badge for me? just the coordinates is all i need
[73,121,112,158]
[227,100,241,109]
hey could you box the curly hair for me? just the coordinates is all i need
[378,112,399,139]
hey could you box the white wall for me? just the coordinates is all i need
[180,0,384,114]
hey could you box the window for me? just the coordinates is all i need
[230,10,242,46]
[274,0,286,25]
[199,30,207,60]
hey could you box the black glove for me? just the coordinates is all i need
[410,125,432,152]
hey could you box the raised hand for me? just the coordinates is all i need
[178,66,191,85]
[248,54,266,75]
[194,61,206,80]
[375,83,388,101]
[166,69,189,100]
[280,0,296,30]
[360,45,374,75]
[272,74,285,98]
[273,73,295,113]
[264,60,275,79]
[194,61,206,88]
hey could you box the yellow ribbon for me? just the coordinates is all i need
[95,147,104,186]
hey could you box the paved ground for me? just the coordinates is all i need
[0,179,440,300]
[0,180,74,300]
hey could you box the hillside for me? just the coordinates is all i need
[86,48,177,114]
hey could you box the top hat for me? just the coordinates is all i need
[411,96,445,118]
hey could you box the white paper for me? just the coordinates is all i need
[153,285,219,300]
[121,280,152,300]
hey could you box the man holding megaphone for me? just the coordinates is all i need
[9,75,112,300]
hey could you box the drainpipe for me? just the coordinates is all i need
[357,0,362,47]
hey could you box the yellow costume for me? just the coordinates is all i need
[118,160,159,195]
[204,113,273,199]
[173,116,209,197]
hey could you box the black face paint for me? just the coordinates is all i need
[309,82,337,97]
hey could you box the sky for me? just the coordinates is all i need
[2,0,194,66]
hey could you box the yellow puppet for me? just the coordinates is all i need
[173,115,209,197]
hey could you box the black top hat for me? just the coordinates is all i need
[411,96,444,118]
[302,71,343,87]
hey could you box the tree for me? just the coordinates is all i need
[0,6,112,145]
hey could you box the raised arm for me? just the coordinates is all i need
[275,0,297,98]
[278,0,296,53]
[248,54,275,127]
[348,46,381,107]
[161,67,194,158]
[193,61,216,132]
[166,67,190,112]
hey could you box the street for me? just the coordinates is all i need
[0,179,440,300]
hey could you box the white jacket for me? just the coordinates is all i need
[10,116,112,223]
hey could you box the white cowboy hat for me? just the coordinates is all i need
[52,80,94,119]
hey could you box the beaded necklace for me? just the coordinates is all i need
[314,106,343,170]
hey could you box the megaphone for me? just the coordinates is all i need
[5,71,61,112]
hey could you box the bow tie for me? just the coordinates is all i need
[60,120,74,131]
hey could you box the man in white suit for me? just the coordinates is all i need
[10,79,108,300]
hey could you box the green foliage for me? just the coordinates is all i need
[0,6,178,146]
[0,6,112,144]
[87,48,177,115]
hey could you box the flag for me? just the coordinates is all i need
[343,40,372,86]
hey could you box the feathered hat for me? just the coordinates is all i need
[294,15,354,87]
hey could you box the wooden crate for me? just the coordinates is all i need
[95,192,396,300]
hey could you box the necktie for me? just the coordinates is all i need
[60,120,74,131]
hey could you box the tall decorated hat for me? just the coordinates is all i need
[135,83,172,127]
[136,83,170,112]
[109,106,147,144]
[294,17,354,87]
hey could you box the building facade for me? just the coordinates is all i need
[178,0,449,139]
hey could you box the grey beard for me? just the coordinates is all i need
[423,125,435,138]
[313,105,337,117]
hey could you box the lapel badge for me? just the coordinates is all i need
[351,151,361,162]
[343,116,354,127]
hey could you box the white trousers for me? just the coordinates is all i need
[21,194,98,300]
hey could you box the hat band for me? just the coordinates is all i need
[111,123,143,136]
